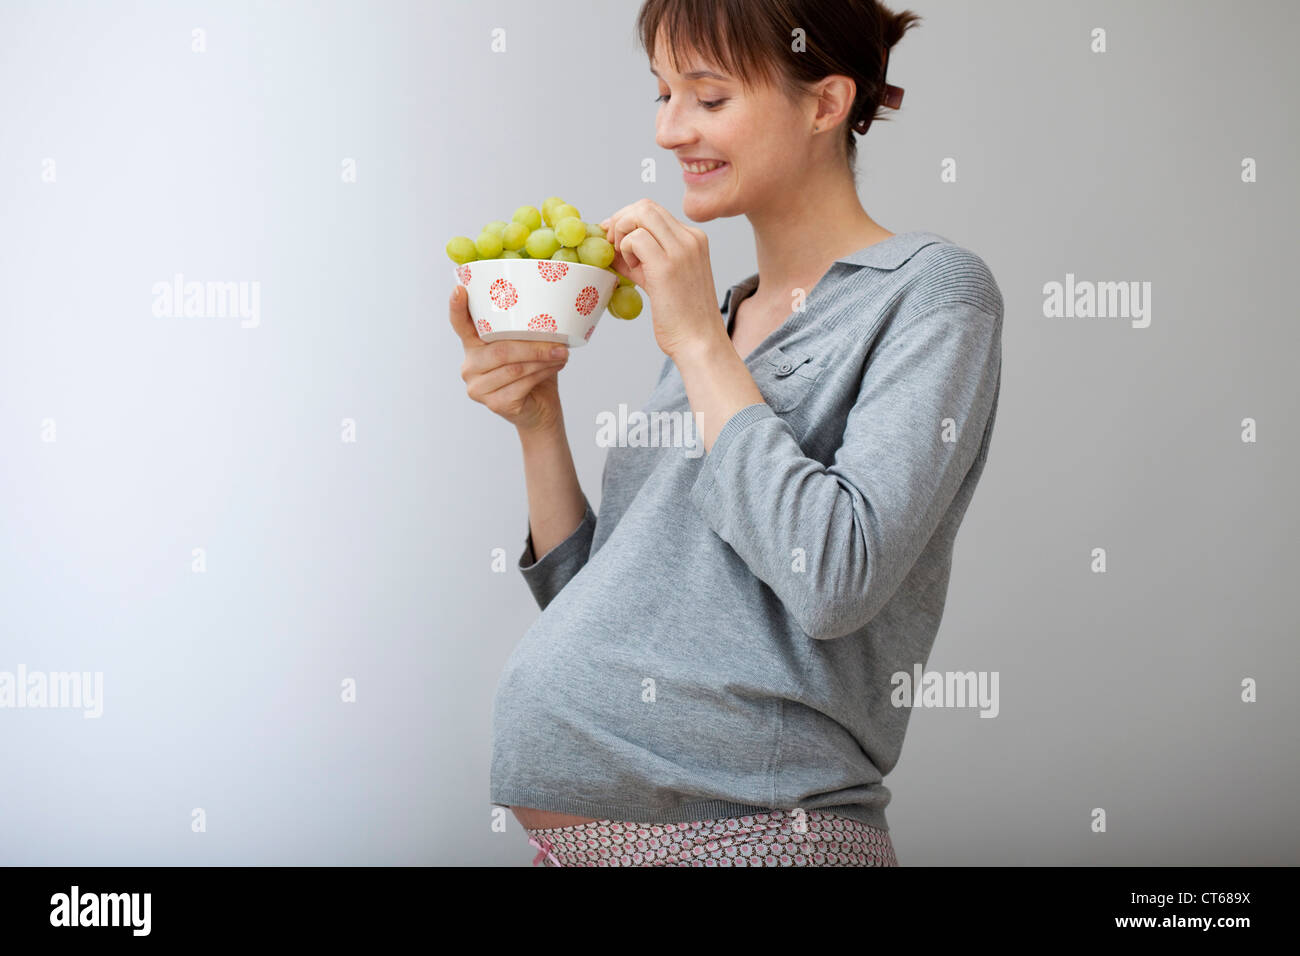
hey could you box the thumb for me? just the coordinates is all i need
[448,284,481,346]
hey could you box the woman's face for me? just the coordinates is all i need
[651,38,814,224]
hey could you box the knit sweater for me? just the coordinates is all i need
[489,231,1004,830]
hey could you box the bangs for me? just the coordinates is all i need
[636,0,792,95]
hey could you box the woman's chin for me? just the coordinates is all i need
[681,193,730,223]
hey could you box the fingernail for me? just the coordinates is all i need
[550,346,568,358]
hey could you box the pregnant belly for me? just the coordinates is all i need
[511,806,603,830]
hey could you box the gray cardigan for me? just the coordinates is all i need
[490,231,1004,829]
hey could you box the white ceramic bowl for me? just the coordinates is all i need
[452,258,620,348]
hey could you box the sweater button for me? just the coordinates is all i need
[777,362,793,374]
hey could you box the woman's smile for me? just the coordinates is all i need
[680,159,730,182]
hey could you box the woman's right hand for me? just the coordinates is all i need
[449,285,570,433]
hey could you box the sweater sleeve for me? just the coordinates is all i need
[688,300,1002,640]
[518,492,598,612]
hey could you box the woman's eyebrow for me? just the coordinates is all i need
[649,66,730,82]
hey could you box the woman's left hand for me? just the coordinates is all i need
[601,199,724,360]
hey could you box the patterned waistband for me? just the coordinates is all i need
[525,809,898,867]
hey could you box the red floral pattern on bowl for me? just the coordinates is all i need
[575,285,599,316]
[489,278,518,310]
[537,261,569,282]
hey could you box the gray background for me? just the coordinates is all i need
[1,0,1296,866]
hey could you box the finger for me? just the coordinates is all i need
[486,363,564,412]
[601,202,633,241]
[627,202,688,258]
[606,199,648,252]
[619,226,666,274]
[609,200,686,265]
[464,338,569,378]
[448,285,481,347]
[609,244,645,286]
[468,358,567,400]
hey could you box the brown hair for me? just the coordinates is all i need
[636,0,922,171]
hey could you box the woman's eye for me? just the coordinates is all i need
[653,94,726,109]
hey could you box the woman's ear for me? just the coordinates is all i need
[812,76,857,134]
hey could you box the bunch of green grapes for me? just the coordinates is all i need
[445,196,643,320]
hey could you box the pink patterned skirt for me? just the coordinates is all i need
[525,809,898,867]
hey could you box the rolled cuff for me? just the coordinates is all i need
[518,495,598,611]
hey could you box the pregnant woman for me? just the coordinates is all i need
[452,0,1004,866]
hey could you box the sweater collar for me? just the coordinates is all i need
[721,231,946,318]
[836,230,946,270]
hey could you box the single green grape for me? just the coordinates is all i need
[482,220,508,237]
[524,227,560,259]
[585,222,606,238]
[445,236,478,265]
[555,216,588,248]
[512,206,542,231]
[474,230,504,258]
[553,203,581,224]
[501,222,530,251]
[608,285,643,319]
[501,249,524,259]
[541,197,566,227]
[577,236,615,268]
[551,247,580,263]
